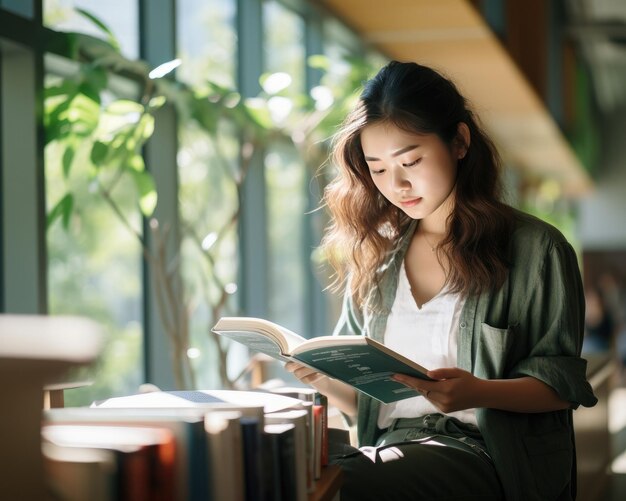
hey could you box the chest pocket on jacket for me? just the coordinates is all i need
[475,323,515,379]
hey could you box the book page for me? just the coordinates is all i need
[292,335,367,355]
[216,329,291,361]
[213,317,308,358]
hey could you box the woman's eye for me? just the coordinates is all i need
[402,159,421,167]
[370,168,386,175]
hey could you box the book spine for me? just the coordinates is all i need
[240,417,264,501]
[187,421,211,501]
[261,430,281,501]
[315,393,329,467]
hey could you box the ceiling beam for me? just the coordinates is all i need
[315,0,593,196]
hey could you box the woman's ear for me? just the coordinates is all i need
[456,122,470,159]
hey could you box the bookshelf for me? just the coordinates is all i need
[0,314,344,500]
[43,380,93,409]
[309,465,342,501]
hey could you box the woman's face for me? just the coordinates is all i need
[360,122,466,221]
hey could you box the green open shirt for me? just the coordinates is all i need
[333,210,598,501]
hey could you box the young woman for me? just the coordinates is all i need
[285,61,597,500]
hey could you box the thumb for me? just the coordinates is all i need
[427,367,464,380]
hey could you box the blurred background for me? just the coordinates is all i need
[1,1,625,498]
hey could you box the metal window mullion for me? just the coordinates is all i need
[139,0,179,389]
[0,38,46,314]
[237,0,268,319]
[303,11,327,337]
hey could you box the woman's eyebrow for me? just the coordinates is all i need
[364,144,420,161]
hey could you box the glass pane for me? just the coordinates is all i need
[323,19,362,91]
[44,66,143,406]
[263,0,305,96]
[263,1,307,334]
[44,0,139,60]
[265,144,306,334]
[177,0,236,89]
[1,0,34,18]
[178,120,241,388]
[177,0,238,389]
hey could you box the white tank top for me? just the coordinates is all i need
[377,261,477,428]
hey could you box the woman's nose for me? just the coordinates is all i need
[391,168,411,192]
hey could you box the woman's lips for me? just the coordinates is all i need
[399,197,422,208]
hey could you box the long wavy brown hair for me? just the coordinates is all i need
[321,61,515,307]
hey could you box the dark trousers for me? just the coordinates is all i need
[329,414,504,501]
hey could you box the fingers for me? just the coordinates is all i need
[392,374,442,408]
[392,374,432,391]
[427,367,464,380]
[283,361,302,373]
[284,361,325,385]
[392,374,434,398]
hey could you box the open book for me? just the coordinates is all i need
[212,317,433,404]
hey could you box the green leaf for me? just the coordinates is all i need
[78,66,107,104]
[190,96,219,134]
[83,65,108,92]
[72,33,149,75]
[135,113,155,142]
[128,169,157,216]
[45,118,72,145]
[307,54,330,70]
[106,100,144,116]
[62,93,100,129]
[45,80,79,101]
[148,95,167,111]
[44,82,79,139]
[75,8,121,52]
[90,141,109,166]
[62,146,75,178]
[128,154,145,172]
[47,193,74,230]
[153,79,187,114]
[44,30,80,60]
[243,98,273,129]
[206,81,237,97]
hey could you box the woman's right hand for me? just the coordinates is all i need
[284,361,358,417]
[284,361,328,386]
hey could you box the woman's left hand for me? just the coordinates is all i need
[392,367,484,413]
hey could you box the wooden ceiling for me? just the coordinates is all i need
[316,0,592,197]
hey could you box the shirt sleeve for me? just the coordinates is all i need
[332,281,365,337]
[510,240,598,409]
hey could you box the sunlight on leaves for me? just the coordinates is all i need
[149,58,182,80]
[47,193,74,230]
[128,169,158,216]
[260,72,292,94]
[75,8,121,53]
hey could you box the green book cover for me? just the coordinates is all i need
[212,317,432,404]
[291,339,430,404]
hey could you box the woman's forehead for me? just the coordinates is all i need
[361,123,433,151]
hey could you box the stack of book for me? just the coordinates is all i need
[42,388,332,501]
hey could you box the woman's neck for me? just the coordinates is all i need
[418,219,447,236]
[418,194,454,236]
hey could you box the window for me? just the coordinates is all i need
[177,0,239,388]
[263,0,307,335]
[2,0,380,397]
[44,0,139,59]
[177,0,236,89]
[43,3,143,405]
